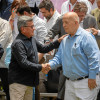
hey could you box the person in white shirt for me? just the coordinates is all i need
[61,0,91,15]
[88,0,97,10]
[39,0,61,95]
[0,17,12,100]
[39,0,60,31]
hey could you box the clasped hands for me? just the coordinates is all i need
[41,63,51,74]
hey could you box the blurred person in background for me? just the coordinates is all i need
[0,0,13,20]
[0,17,12,100]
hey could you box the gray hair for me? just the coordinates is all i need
[17,16,33,32]
[73,2,88,14]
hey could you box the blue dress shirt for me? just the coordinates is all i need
[49,27,100,80]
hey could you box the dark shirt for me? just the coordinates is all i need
[47,16,66,39]
[9,33,60,86]
[0,44,4,59]
[0,0,13,20]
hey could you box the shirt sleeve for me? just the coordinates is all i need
[82,34,99,79]
[98,30,100,36]
[36,40,60,53]
[0,20,12,48]
[35,19,47,44]
[49,43,62,70]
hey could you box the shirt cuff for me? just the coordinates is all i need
[98,30,100,36]
[89,70,97,79]
[38,64,42,71]
[49,62,55,70]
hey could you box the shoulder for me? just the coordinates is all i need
[56,16,63,23]
[12,38,23,47]
[80,28,95,40]
[33,15,46,26]
[0,18,9,26]
[91,8,98,13]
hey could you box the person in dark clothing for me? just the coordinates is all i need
[8,15,65,100]
[0,0,13,20]
[0,44,4,59]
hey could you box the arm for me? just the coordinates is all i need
[48,44,62,70]
[0,20,12,47]
[82,34,99,89]
[37,40,60,53]
[37,34,67,53]
[90,28,100,36]
[12,41,50,73]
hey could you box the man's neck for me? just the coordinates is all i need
[70,0,77,5]
[89,0,95,5]
[47,10,55,22]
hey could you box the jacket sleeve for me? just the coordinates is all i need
[36,40,60,53]
[46,16,62,39]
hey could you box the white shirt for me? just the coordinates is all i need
[88,0,97,11]
[13,15,47,44]
[44,10,61,31]
[44,10,60,59]
[98,30,100,36]
[0,18,12,68]
[61,0,91,15]
[26,0,40,7]
[33,14,47,44]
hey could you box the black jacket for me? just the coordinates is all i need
[0,44,4,59]
[9,33,60,86]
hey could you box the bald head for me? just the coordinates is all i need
[62,12,79,36]
[63,12,79,23]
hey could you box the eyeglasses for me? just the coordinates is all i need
[24,25,34,29]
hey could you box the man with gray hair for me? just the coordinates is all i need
[8,15,65,100]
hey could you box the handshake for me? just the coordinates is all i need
[41,63,51,74]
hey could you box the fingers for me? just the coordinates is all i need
[42,63,51,74]
[88,79,97,90]
[58,34,68,43]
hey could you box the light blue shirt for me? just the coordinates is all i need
[49,27,100,80]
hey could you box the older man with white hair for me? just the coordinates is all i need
[45,12,100,100]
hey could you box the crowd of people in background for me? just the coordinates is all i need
[0,0,100,100]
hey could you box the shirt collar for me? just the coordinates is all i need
[69,0,78,6]
[45,10,59,22]
[17,32,32,40]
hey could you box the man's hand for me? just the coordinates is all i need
[86,28,98,35]
[58,34,68,43]
[91,28,98,35]
[88,79,97,90]
[41,63,51,74]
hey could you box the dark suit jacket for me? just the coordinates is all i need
[9,33,60,86]
[83,14,98,29]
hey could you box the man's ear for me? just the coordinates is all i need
[75,20,78,25]
[20,27,25,33]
